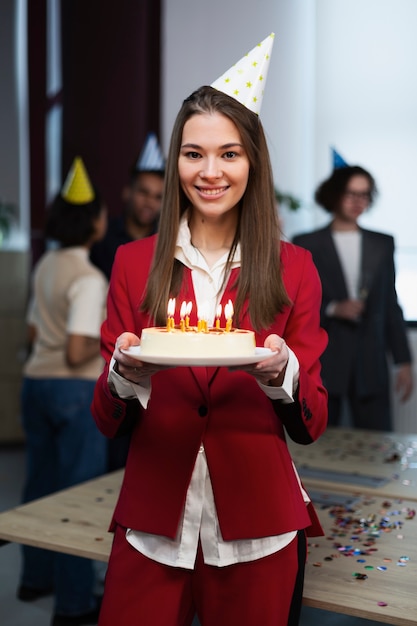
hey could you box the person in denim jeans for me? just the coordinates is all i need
[18,157,108,626]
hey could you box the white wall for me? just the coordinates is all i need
[161,0,417,320]
[315,0,417,237]
[314,0,417,320]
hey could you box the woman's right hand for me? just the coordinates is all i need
[113,332,168,383]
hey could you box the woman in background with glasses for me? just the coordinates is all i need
[293,164,413,431]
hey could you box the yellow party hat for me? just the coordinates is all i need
[211,33,275,115]
[61,157,95,204]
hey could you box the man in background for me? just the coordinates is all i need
[91,134,165,471]
[91,132,165,279]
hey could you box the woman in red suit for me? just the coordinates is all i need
[92,74,328,625]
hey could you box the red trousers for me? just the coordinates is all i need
[98,525,306,626]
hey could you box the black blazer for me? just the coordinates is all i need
[293,225,411,397]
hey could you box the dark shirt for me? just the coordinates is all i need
[90,215,157,280]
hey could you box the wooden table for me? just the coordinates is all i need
[0,444,416,625]
[288,427,417,501]
[0,470,120,561]
[304,488,417,626]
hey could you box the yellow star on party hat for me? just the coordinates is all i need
[61,157,95,204]
[211,32,275,115]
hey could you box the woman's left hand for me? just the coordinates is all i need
[230,333,289,386]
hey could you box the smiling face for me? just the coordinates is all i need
[125,172,164,227]
[178,112,250,223]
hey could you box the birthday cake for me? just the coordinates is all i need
[139,326,256,359]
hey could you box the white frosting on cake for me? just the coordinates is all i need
[140,327,256,358]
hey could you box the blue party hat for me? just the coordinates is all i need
[331,147,349,169]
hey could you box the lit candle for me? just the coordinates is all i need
[215,304,222,329]
[180,301,187,332]
[224,299,234,332]
[185,301,192,328]
[197,301,209,332]
[167,297,176,331]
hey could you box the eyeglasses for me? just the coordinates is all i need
[343,190,371,202]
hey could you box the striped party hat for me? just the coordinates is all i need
[135,133,165,172]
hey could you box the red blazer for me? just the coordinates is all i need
[92,236,328,540]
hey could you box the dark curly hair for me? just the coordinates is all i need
[315,165,378,213]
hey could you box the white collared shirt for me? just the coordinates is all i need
[110,216,307,568]
[332,230,362,299]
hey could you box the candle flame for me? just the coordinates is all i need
[185,302,192,328]
[216,304,222,319]
[167,298,176,317]
[197,301,210,332]
[197,301,210,321]
[180,301,187,319]
[224,299,233,331]
[167,298,176,330]
[224,300,234,320]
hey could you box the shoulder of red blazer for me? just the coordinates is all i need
[280,238,312,263]
[114,233,158,265]
[280,239,320,288]
[110,234,159,288]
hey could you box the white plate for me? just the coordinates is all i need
[121,346,276,367]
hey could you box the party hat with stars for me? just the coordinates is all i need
[331,147,349,170]
[135,132,165,172]
[61,157,95,204]
[211,33,275,115]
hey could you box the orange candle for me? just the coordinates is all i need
[215,304,222,329]
[180,301,187,332]
[185,301,192,328]
[167,298,176,331]
[197,301,209,333]
[224,300,234,332]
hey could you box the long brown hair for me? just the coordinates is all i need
[142,86,290,331]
